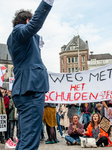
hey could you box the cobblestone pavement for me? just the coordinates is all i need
[0,130,112,150]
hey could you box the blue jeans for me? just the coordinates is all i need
[56,113,63,136]
[13,92,45,150]
[83,114,91,124]
[65,135,81,144]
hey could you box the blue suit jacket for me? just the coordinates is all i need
[7,1,52,97]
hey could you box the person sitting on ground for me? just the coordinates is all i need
[65,114,84,145]
[84,113,112,147]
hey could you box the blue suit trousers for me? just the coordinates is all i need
[13,92,45,150]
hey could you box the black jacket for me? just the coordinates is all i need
[80,103,94,114]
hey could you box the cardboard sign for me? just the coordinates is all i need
[100,117,110,133]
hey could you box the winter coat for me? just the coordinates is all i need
[85,123,112,146]
[8,99,15,120]
[67,104,78,118]
[60,105,69,128]
[0,97,6,114]
[4,95,9,114]
[68,122,84,137]
[80,103,94,114]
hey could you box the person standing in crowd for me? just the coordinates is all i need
[65,114,84,145]
[43,103,58,144]
[8,90,16,141]
[96,103,102,117]
[1,87,9,140]
[84,113,112,147]
[56,104,65,138]
[67,104,79,123]
[80,103,94,124]
[60,104,69,133]
[1,87,9,115]
[0,89,6,144]
[7,0,54,149]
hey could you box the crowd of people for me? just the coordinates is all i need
[43,102,112,147]
[0,86,112,148]
[0,87,18,144]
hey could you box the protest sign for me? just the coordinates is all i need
[9,77,15,91]
[45,63,112,103]
[0,114,7,132]
[100,116,110,133]
[9,63,112,104]
[0,65,7,87]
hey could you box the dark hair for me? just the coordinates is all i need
[91,113,101,127]
[12,9,33,27]
[0,90,2,97]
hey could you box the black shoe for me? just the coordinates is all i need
[1,140,5,144]
[98,144,103,147]
[55,139,59,143]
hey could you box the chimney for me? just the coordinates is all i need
[85,40,88,45]
[90,51,93,55]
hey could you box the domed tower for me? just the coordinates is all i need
[59,35,89,73]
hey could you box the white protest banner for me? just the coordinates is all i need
[0,114,7,132]
[9,77,15,91]
[45,63,112,104]
[0,65,7,87]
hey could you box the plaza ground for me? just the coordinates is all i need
[0,130,112,150]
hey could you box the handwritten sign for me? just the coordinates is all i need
[46,63,112,103]
[100,117,110,133]
[0,115,7,132]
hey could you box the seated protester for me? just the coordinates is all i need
[84,113,112,147]
[65,114,84,145]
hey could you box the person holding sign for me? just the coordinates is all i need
[84,113,112,147]
[7,0,54,149]
[0,89,6,144]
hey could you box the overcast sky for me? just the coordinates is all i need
[0,0,112,72]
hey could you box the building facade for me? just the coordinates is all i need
[59,35,89,73]
[88,53,112,70]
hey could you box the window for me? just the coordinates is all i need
[62,69,64,73]
[82,67,85,71]
[68,68,71,73]
[68,58,71,63]
[76,67,78,72]
[72,68,74,72]
[72,57,74,63]
[75,57,78,62]
[70,46,75,50]
[62,58,64,65]
[82,56,85,62]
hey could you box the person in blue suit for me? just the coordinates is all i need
[7,0,54,149]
